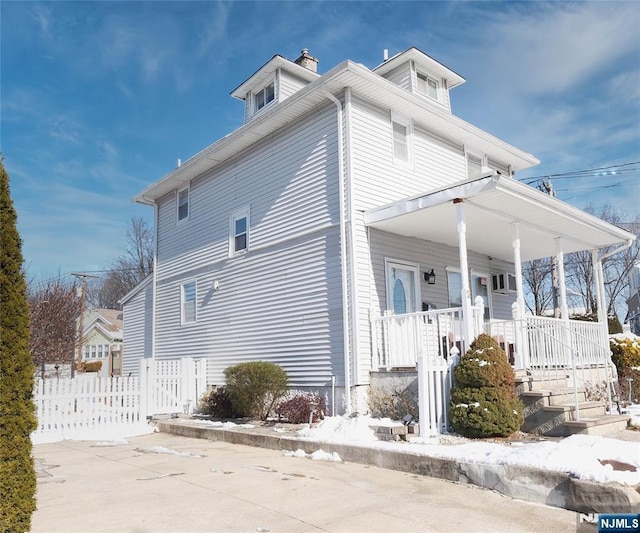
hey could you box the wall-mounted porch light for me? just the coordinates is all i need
[423,269,436,285]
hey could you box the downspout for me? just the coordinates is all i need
[323,85,352,414]
[147,197,159,361]
[344,88,359,400]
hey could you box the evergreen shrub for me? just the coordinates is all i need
[449,334,523,438]
[275,392,326,424]
[223,361,288,420]
[610,336,640,404]
[0,161,37,532]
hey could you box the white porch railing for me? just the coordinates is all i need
[371,305,484,370]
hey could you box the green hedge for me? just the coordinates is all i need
[224,361,288,420]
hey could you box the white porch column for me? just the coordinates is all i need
[455,200,474,347]
[555,238,570,319]
[511,223,528,369]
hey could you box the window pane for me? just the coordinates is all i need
[255,90,265,110]
[427,78,438,99]
[392,122,408,162]
[235,234,247,252]
[416,73,427,94]
[178,189,189,220]
[265,83,274,104]
[182,282,196,323]
[393,278,407,314]
[235,217,246,235]
[447,271,462,307]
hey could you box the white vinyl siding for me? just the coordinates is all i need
[156,103,339,280]
[279,70,312,100]
[154,230,344,388]
[380,63,412,91]
[350,95,466,211]
[152,103,344,388]
[122,281,153,377]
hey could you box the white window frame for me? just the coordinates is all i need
[416,72,440,101]
[391,112,412,166]
[253,81,275,114]
[446,267,463,308]
[229,206,250,257]
[177,186,189,223]
[181,280,197,325]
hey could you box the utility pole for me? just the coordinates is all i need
[71,272,99,378]
[539,179,560,318]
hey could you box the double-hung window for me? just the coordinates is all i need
[254,82,275,113]
[177,187,189,222]
[416,72,439,100]
[391,114,411,164]
[181,280,197,325]
[230,206,250,256]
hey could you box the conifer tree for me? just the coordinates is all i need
[0,160,37,532]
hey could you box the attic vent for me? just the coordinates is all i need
[294,48,318,72]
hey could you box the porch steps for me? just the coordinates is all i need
[516,374,630,437]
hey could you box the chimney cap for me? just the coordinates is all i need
[294,48,318,72]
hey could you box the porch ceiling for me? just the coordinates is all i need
[364,174,636,263]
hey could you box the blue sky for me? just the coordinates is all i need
[2,1,639,281]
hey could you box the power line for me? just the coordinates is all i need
[519,161,640,185]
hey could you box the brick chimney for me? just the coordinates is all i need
[294,48,318,73]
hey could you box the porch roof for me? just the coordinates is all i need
[363,174,636,263]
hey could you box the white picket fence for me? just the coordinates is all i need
[417,350,461,437]
[32,357,207,442]
[32,376,144,442]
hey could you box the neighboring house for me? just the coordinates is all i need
[122,47,636,413]
[80,308,123,377]
[626,264,640,335]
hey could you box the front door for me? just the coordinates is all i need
[384,260,421,366]
[386,260,420,315]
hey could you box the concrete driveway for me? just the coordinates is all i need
[32,432,584,533]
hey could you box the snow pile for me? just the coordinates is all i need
[31,422,155,445]
[297,415,383,443]
[92,439,129,447]
[624,404,640,428]
[298,416,640,486]
[182,419,256,430]
[139,445,203,458]
[283,448,342,462]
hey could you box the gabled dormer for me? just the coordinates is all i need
[231,49,320,124]
[373,47,465,113]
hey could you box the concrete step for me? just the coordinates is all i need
[516,376,569,392]
[519,389,588,406]
[562,415,631,437]
[542,401,608,420]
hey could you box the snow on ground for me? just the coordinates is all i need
[137,445,203,458]
[624,404,640,428]
[31,422,156,445]
[284,449,343,462]
[296,415,640,486]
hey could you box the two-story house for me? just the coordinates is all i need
[122,47,635,414]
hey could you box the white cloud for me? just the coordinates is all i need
[479,3,639,95]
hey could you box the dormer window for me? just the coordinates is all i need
[416,72,439,100]
[254,82,275,113]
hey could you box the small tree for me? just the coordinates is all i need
[450,334,523,438]
[223,361,288,420]
[0,160,37,532]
